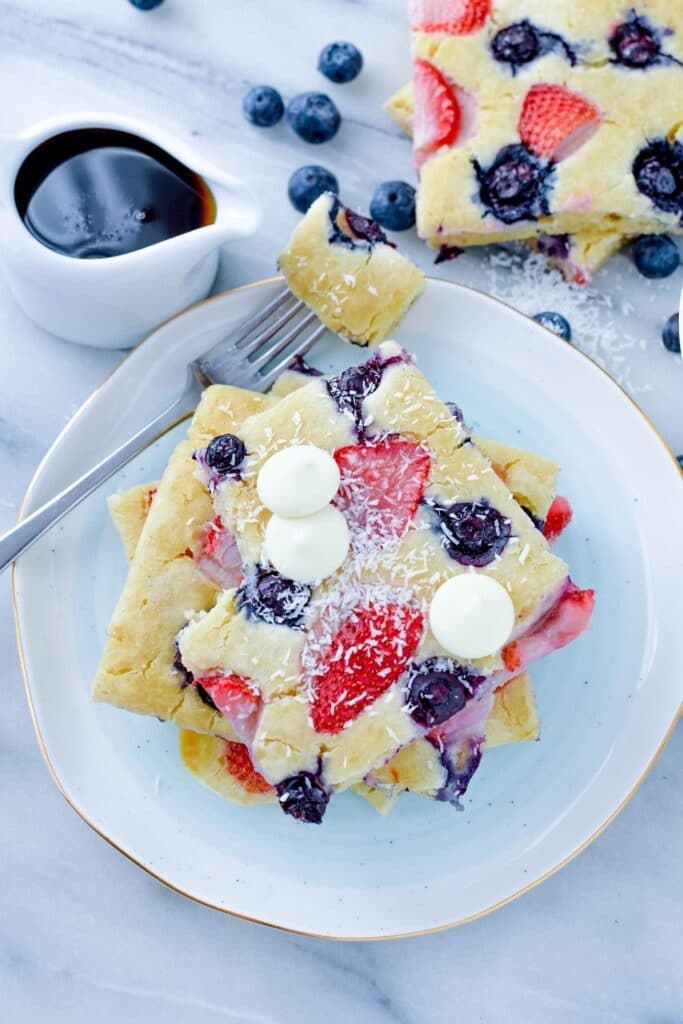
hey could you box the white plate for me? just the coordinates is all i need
[13,277,683,940]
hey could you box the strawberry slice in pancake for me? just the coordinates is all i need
[310,602,424,734]
[410,0,492,36]
[519,84,601,162]
[334,437,431,545]
[503,581,595,672]
[543,495,573,541]
[195,515,243,589]
[194,672,261,743]
[413,59,462,168]
[221,740,275,795]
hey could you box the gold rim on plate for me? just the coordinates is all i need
[12,275,683,941]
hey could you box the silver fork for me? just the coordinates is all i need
[0,288,325,574]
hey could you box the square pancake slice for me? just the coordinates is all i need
[410,0,683,248]
[177,342,593,821]
[384,80,627,283]
[92,385,273,732]
[279,192,425,346]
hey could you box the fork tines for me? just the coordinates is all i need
[193,288,325,393]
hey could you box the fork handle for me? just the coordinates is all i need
[0,370,202,576]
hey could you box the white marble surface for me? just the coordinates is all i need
[0,2,681,1020]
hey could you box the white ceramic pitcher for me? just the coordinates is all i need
[0,112,260,348]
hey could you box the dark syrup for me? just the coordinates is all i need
[14,128,216,259]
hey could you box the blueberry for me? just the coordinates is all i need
[533,311,572,340]
[633,139,683,216]
[473,144,553,224]
[434,244,462,264]
[128,0,164,8]
[277,772,329,823]
[172,639,193,687]
[406,658,482,728]
[437,736,484,804]
[632,234,680,278]
[326,358,384,433]
[609,14,661,68]
[677,455,683,471]
[204,433,246,477]
[490,20,576,70]
[287,165,338,213]
[445,401,465,423]
[236,566,311,628]
[195,684,217,710]
[429,498,512,566]
[369,181,416,231]
[662,313,680,353]
[289,353,323,377]
[286,92,341,144]
[318,41,363,84]
[344,206,391,246]
[242,85,285,128]
[491,21,540,66]
[522,505,545,532]
[536,233,571,260]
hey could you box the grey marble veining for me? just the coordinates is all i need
[0,3,680,1021]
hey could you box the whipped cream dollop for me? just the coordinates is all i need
[257,444,340,518]
[429,573,514,659]
[264,504,350,584]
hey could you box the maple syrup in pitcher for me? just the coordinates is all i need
[14,128,216,259]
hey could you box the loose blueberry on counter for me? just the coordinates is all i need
[473,144,553,224]
[491,20,576,72]
[276,771,329,823]
[236,566,311,628]
[407,658,482,728]
[369,181,416,231]
[318,41,363,84]
[288,164,339,213]
[633,139,683,216]
[632,234,680,278]
[242,85,285,128]
[204,433,247,477]
[533,311,572,340]
[428,498,512,566]
[128,0,164,8]
[662,313,680,353]
[286,92,341,144]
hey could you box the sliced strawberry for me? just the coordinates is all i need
[519,84,601,162]
[195,516,243,589]
[310,602,424,734]
[413,58,461,167]
[220,740,274,795]
[410,0,492,35]
[502,581,595,672]
[194,673,261,743]
[334,437,430,545]
[543,495,573,542]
